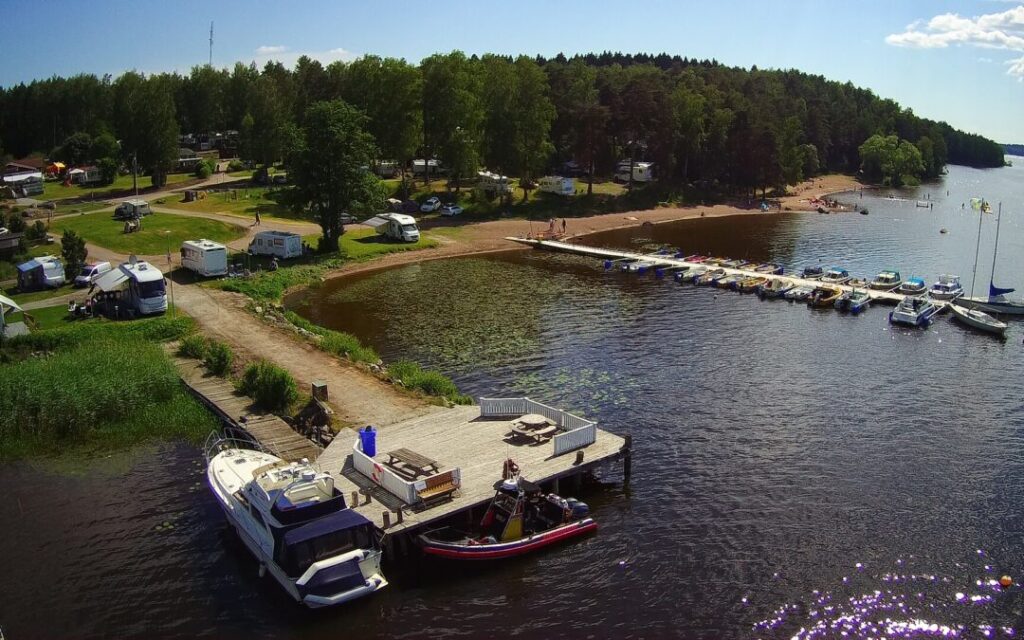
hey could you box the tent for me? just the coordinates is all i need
[0,293,28,339]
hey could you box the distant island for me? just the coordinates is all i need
[1002,143,1024,156]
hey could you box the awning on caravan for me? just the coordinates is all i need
[0,293,22,314]
[362,216,390,228]
[91,267,130,293]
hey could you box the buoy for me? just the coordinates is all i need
[1000,575,1013,588]
[940,228,948,234]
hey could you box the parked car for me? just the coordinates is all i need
[440,204,463,216]
[420,196,442,212]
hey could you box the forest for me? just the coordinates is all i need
[0,51,1007,195]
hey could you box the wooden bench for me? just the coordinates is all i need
[417,470,459,505]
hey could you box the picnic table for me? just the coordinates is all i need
[386,447,439,476]
[510,414,559,442]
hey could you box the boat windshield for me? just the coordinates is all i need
[277,522,375,577]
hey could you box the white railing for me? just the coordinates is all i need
[479,397,598,456]
[351,439,418,504]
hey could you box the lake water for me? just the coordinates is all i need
[2,162,1023,639]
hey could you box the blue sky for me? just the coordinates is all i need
[2,0,1022,142]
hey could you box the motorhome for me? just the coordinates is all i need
[91,260,168,316]
[181,239,228,277]
[476,171,512,195]
[363,213,420,243]
[376,161,399,178]
[248,230,303,259]
[114,199,152,220]
[615,161,655,183]
[73,261,113,287]
[16,255,65,290]
[412,159,444,176]
[538,176,575,196]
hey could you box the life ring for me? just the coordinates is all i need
[372,463,383,485]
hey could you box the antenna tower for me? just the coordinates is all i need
[209,22,214,66]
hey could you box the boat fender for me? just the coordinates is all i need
[571,502,589,519]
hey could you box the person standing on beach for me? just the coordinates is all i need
[254,211,262,226]
[562,218,567,234]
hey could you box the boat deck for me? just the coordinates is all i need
[512,239,953,309]
[174,356,322,462]
[316,405,627,536]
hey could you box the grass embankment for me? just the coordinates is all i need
[0,316,218,460]
[159,185,302,222]
[51,211,244,255]
[41,173,194,202]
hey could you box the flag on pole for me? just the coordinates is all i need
[970,197,992,213]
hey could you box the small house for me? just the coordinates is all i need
[17,255,65,291]
[175,148,201,172]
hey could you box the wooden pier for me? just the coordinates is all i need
[508,238,953,310]
[175,356,321,462]
[316,403,629,547]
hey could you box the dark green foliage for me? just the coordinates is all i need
[54,131,93,165]
[388,360,472,405]
[227,159,246,172]
[195,159,213,178]
[60,229,87,276]
[97,157,120,184]
[6,213,26,233]
[237,360,297,412]
[177,333,208,359]
[25,220,47,242]
[6,316,194,354]
[202,339,233,376]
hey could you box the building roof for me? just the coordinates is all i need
[7,157,46,171]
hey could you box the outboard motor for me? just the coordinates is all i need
[569,500,589,519]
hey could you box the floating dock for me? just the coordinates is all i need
[507,238,953,310]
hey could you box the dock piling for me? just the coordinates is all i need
[382,511,391,529]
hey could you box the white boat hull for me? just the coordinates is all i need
[950,304,1008,336]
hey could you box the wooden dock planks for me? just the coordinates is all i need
[173,356,321,462]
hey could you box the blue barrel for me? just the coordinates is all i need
[604,260,612,269]
[360,426,377,457]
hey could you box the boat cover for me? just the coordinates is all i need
[282,509,373,547]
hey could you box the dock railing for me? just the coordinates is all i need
[351,438,462,506]
[479,397,598,456]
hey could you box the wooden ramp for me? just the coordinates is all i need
[317,405,628,537]
[174,356,321,462]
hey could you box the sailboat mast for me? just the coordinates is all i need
[988,203,1002,289]
[969,201,985,299]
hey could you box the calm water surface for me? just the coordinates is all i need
[2,163,1023,639]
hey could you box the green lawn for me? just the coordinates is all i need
[301,227,439,261]
[3,283,73,305]
[159,186,306,222]
[41,173,195,202]
[51,211,245,255]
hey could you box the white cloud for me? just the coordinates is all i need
[251,45,358,68]
[886,5,1024,79]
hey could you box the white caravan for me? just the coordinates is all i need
[181,239,229,277]
[615,161,655,183]
[363,213,420,243]
[476,171,513,195]
[538,176,575,196]
[248,230,303,259]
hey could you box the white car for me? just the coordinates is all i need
[420,197,441,212]
[440,204,463,216]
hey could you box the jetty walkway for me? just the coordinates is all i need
[508,238,952,310]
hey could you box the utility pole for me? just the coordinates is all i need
[209,22,214,67]
[133,152,138,197]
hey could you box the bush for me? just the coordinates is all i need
[202,340,233,376]
[227,159,245,172]
[25,220,47,243]
[388,360,472,404]
[195,159,213,179]
[178,333,207,359]
[237,360,297,412]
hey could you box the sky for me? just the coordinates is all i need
[1,0,1022,143]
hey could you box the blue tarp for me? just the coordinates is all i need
[282,509,373,547]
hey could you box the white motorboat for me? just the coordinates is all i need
[784,284,816,301]
[870,270,902,291]
[949,303,1007,337]
[820,267,852,284]
[889,296,939,327]
[896,277,927,295]
[928,275,964,301]
[205,435,387,608]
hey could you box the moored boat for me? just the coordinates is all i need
[820,267,852,284]
[949,302,1007,337]
[800,266,824,280]
[784,284,816,301]
[928,275,964,301]
[623,259,656,273]
[870,270,902,291]
[896,277,927,295]
[419,460,596,560]
[835,289,871,314]
[757,278,793,299]
[671,266,693,281]
[755,263,784,275]
[717,273,745,290]
[682,254,708,263]
[679,265,707,283]
[889,296,939,327]
[719,258,744,268]
[848,277,869,288]
[737,275,768,293]
[695,268,726,286]
[807,284,843,308]
[205,435,387,608]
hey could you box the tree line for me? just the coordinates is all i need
[0,51,1007,194]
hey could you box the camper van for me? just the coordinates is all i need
[248,230,303,259]
[412,159,444,176]
[181,239,228,277]
[91,260,168,316]
[16,255,65,290]
[114,199,152,220]
[476,171,512,195]
[73,261,113,288]
[538,176,575,196]
[615,161,655,183]
[364,213,420,243]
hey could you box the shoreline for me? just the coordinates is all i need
[295,173,866,289]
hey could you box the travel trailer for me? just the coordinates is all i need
[538,176,575,196]
[114,199,152,219]
[248,231,303,259]
[615,161,655,183]
[16,256,65,290]
[363,213,420,243]
[476,171,512,195]
[181,239,229,277]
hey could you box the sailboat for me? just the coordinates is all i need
[961,202,1024,315]
[951,200,1010,337]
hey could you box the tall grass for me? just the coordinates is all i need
[4,316,194,355]
[202,339,234,376]
[217,259,343,301]
[0,338,216,459]
[238,360,298,412]
[388,360,472,405]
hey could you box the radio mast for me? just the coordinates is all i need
[209,21,214,66]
